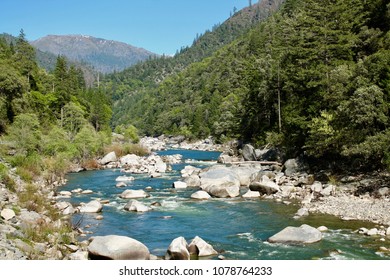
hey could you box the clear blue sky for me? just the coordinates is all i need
[1,0,253,55]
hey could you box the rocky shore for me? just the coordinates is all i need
[2,136,390,260]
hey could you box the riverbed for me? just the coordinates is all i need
[61,150,390,260]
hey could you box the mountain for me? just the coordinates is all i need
[106,0,286,126]
[31,35,157,74]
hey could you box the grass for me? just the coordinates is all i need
[104,143,149,157]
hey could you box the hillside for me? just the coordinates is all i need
[110,0,390,170]
[106,0,286,126]
[31,35,157,74]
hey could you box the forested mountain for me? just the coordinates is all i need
[31,35,156,74]
[109,0,390,170]
[0,30,113,181]
[105,0,286,126]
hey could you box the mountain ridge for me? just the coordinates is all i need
[31,34,157,74]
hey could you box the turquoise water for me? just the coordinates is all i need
[61,150,390,260]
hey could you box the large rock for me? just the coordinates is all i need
[184,175,201,187]
[242,190,261,198]
[1,208,16,221]
[100,151,117,165]
[242,144,257,161]
[115,175,135,182]
[231,166,260,186]
[188,236,218,257]
[191,191,211,200]
[173,181,187,189]
[120,154,140,166]
[165,237,190,260]
[124,200,151,212]
[120,189,149,199]
[249,175,280,194]
[88,235,150,260]
[284,158,307,176]
[18,210,42,229]
[200,166,241,198]
[268,224,322,244]
[79,200,103,213]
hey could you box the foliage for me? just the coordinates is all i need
[105,0,390,170]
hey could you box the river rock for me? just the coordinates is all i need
[81,190,94,194]
[317,226,328,232]
[188,236,218,257]
[62,203,75,215]
[173,181,187,189]
[100,151,117,165]
[191,190,211,200]
[181,166,201,178]
[321,185,334,197]
[1,209,15,221]
[231,166,260,186]
[120,189,149,199]
[88,235,150,260]
[59,191,72,197]
[79,200,103,213]
[249,175,280,195]
[116,182,127,188]
[284,158,307,176]
[242,144,257,161]
[268,224,322,244]
[165,236,190,260]
[124,200,151,212]
[69,250,89,260]
[242,190,261,198]
[378,187,389,197]
[310,182,323,193]
[184,175,201,187]
[200,166,241,198]
[295,207,309,217]
[367,228,379,236]
[120,154,140,166]
[115,176,135,182]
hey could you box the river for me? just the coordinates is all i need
[61,149,390,260]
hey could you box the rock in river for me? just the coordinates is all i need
[165,236,190,260]
[200,166,240,198]
[191,190,211,200]
[79,200,103,213]
[268,224,322,244]
[188,236,218,257]
[124,200,151,212]
[120,189,149,199]
[88,235,150,260]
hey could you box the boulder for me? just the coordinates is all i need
[310,182,323,193]
[120,189,149,199]
[173,181,188,189]
[242,190,261,198]
[62,204,75,215]
[366,228,379,236]
[295,207,309,217]
[69,250,89,260]
[88,235,150,260]
[100,151,117,165]
[165,237,190,260]
[1,208,15,221]
[242,144,257,161]
[124,200,151,212]
[377,187,389,197]
[79,200,103,213]
[284,158,306,176]
[249,175,280,195]
[116,182,127,188]
[200,166,241,198]
[268,224,322,244]
[184,175,201,187]
[217,153,233,164]
[116,176,135,182]
[191,191,211,200]
[231,166,260,186]
[188,236,218,257]
[317,226,328,232]
[181,166,201,178]
[120,154,140,166]
[321,185,334,197]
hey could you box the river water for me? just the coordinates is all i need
[61,150,390,260]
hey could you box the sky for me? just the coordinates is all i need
[1,0,253,55]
